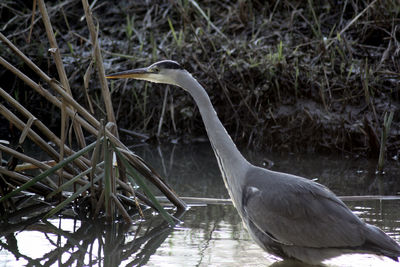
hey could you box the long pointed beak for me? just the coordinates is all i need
[105,67,151,79]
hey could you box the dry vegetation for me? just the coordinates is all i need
[0,0,186,224]
[1,0,399,158]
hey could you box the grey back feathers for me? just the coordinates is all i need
[241,166,400,263]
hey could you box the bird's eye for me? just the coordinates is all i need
[151,66,160,73]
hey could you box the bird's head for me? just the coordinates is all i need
[106,60,186,87]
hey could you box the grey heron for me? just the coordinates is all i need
[106,60,400,264]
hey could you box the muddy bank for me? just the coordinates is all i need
[0,0,399,158]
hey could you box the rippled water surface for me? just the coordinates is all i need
[1,143,399,266]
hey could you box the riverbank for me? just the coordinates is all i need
[1,0,399,158]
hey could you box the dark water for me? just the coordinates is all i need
[1,143,399,266]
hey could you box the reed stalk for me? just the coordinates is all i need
[0,0,186,225]
[38,0,87,149]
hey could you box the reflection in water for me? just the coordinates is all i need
[1,202,399,266]
[0,209,184,266]
[143,203,400,267]
[146,205,278,267]
[1,143,399,266]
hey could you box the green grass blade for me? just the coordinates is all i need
[104,139,112,220]
[46,161,105,199]
[377,111,394,172]
[188,0,228,41]
[113,147,175,226]
[167,17,178,45]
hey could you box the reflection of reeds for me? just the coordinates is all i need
[0,206,185,266]
[0,0,186,224]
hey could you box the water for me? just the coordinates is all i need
[1,143,399,266]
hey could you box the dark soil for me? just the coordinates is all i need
[1,0,399,158]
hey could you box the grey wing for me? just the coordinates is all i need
[242,170,366,248]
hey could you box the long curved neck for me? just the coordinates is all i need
[177,72,250,202]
